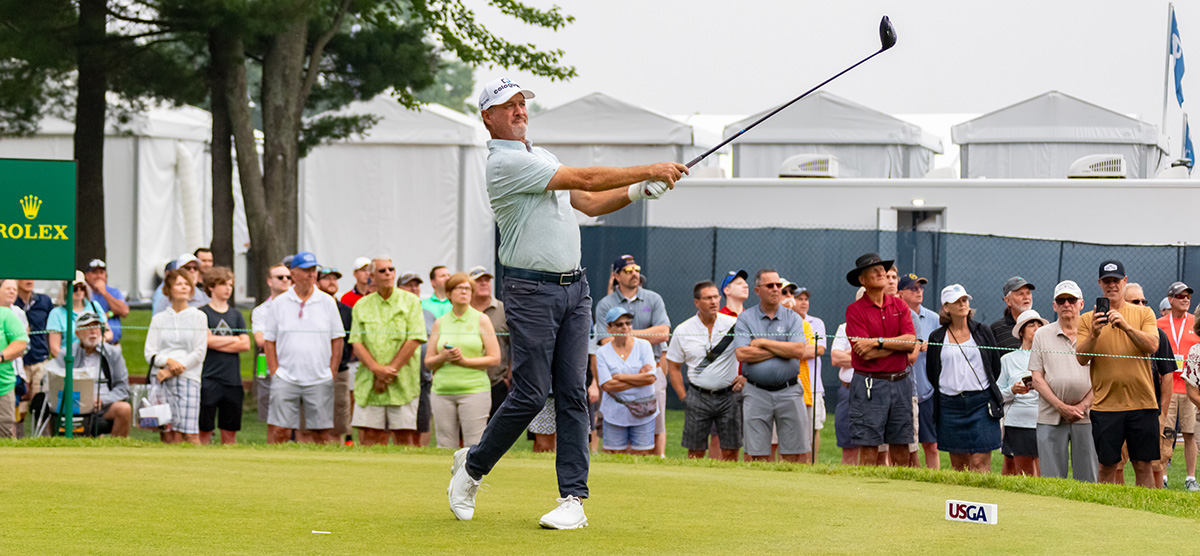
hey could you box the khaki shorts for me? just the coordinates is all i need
[352,397,418,431]
[1166,392,1196,434]
[805,393,827,431]
[18,361,46,417]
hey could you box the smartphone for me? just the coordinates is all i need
[1095,297,1110,317]
[1021,376,1033,387]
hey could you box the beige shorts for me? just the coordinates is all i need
[351,397,418,431]
[805,393,827,430]
[1166,392,1197,434]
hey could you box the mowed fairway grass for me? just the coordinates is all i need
[3,444,1200,556]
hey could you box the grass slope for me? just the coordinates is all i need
[1,445,1197,556]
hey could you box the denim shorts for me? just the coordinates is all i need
[603,419,655,451]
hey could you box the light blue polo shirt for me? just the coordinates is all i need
[911,305,939,402]
[486,139,580,273]
[732,303,807,386]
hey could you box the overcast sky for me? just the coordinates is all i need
[471,0,1200,129]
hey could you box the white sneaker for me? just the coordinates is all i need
[1186,478,1200,492]
[447,448,481,521]
[538,496,588,530]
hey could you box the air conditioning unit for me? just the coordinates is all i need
[779,154,838,178]
[1067,154,1126,178]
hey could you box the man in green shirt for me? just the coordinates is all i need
[350,257,427,446]
[0,305,30,438]
[422,265,452,319]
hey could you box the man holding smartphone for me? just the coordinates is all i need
[1075,260,1161,487]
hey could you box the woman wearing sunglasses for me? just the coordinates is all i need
[47,270,110,358]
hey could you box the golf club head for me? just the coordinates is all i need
[879,16,897,51]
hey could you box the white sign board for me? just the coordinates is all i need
[945,500,998,525]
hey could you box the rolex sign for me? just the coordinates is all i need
[0,159,76,279]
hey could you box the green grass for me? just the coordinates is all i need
[1,443,1198,556]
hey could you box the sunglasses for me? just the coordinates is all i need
[375,266,395,273]
[620,265,641,274]
[760,283,783,290]
[1128,299,1148,306]
[271,275,292,281]
[1054,297,1079,305]
[72,285,87,292]
[1175,293,1192,300]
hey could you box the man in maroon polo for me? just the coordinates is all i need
[844,253,916,466]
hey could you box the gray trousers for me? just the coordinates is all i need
[1037,422,1098,482]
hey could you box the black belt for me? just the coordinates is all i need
[503,266,586,285]
[691,385,734,396]
[745,376,799,392]
[854,370,909,382]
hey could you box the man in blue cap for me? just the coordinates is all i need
[448,77,688,529]
[263,251,346,445]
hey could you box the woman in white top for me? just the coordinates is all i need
[998,310,1048,477]
[830,287,864,465]
[926,284,1003,472]
[596,307,657,455]
[144,269,208,444]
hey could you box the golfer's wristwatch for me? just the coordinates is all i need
[876,338,884,349]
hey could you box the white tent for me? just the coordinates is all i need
[529,92,694,165]
[0,103,249,300]
[951,91,1170,179]
[528,92,695,225]
[299,97,492,292]
[724,91,943,178]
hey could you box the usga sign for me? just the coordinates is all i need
[945,499,998,525]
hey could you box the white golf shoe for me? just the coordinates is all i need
[448,448,481,520]
[538,496,587,530]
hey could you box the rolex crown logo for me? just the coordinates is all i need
[20,195,41,220]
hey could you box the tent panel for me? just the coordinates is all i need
[530,93,692,145]
[732,144,925,178]
[959,142,1165,179]
[301,143,460,295]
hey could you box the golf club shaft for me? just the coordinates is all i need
[684,48,888,169]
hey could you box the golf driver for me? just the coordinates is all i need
[684,15,897,169]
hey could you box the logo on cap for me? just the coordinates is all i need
[1103,263,1117,272]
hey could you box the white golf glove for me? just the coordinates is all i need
[627,180,670,202]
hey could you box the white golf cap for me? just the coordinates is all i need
[478,77,535,111]
[940,284,972,305]
[353,257,371,271]
[1052,280,1083,300]
[175,253,199,269]
[1011,309,1049,339]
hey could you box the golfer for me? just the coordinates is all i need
[448,77,688,529]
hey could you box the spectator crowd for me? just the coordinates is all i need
[4,247,1200,491]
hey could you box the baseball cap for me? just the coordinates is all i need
[478,77,536,111]
[289,251,318,269]
[612,255,638,272]
[353,257,371,271]
[1052,280,1083,300]
[1012,309,1049,340]
[940,284,972,305]
[1161,297,1172,312]
[604,306,633,324]
[898,273,927,290]
[468,266,494,280]
[781,279,796,293]
[87,259,106,270]
[76,311,104,329]
[720,269,748,292]
[1168,281,1194,296]
[397,271,423,286]
[72,270,87,288]
[1098,260,1125,280]
[318,266,342,279]
[175,253,200,269]
[1002,276,1035,297]
[793,286,810,297]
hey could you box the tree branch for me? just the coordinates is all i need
[297,0,351,120]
